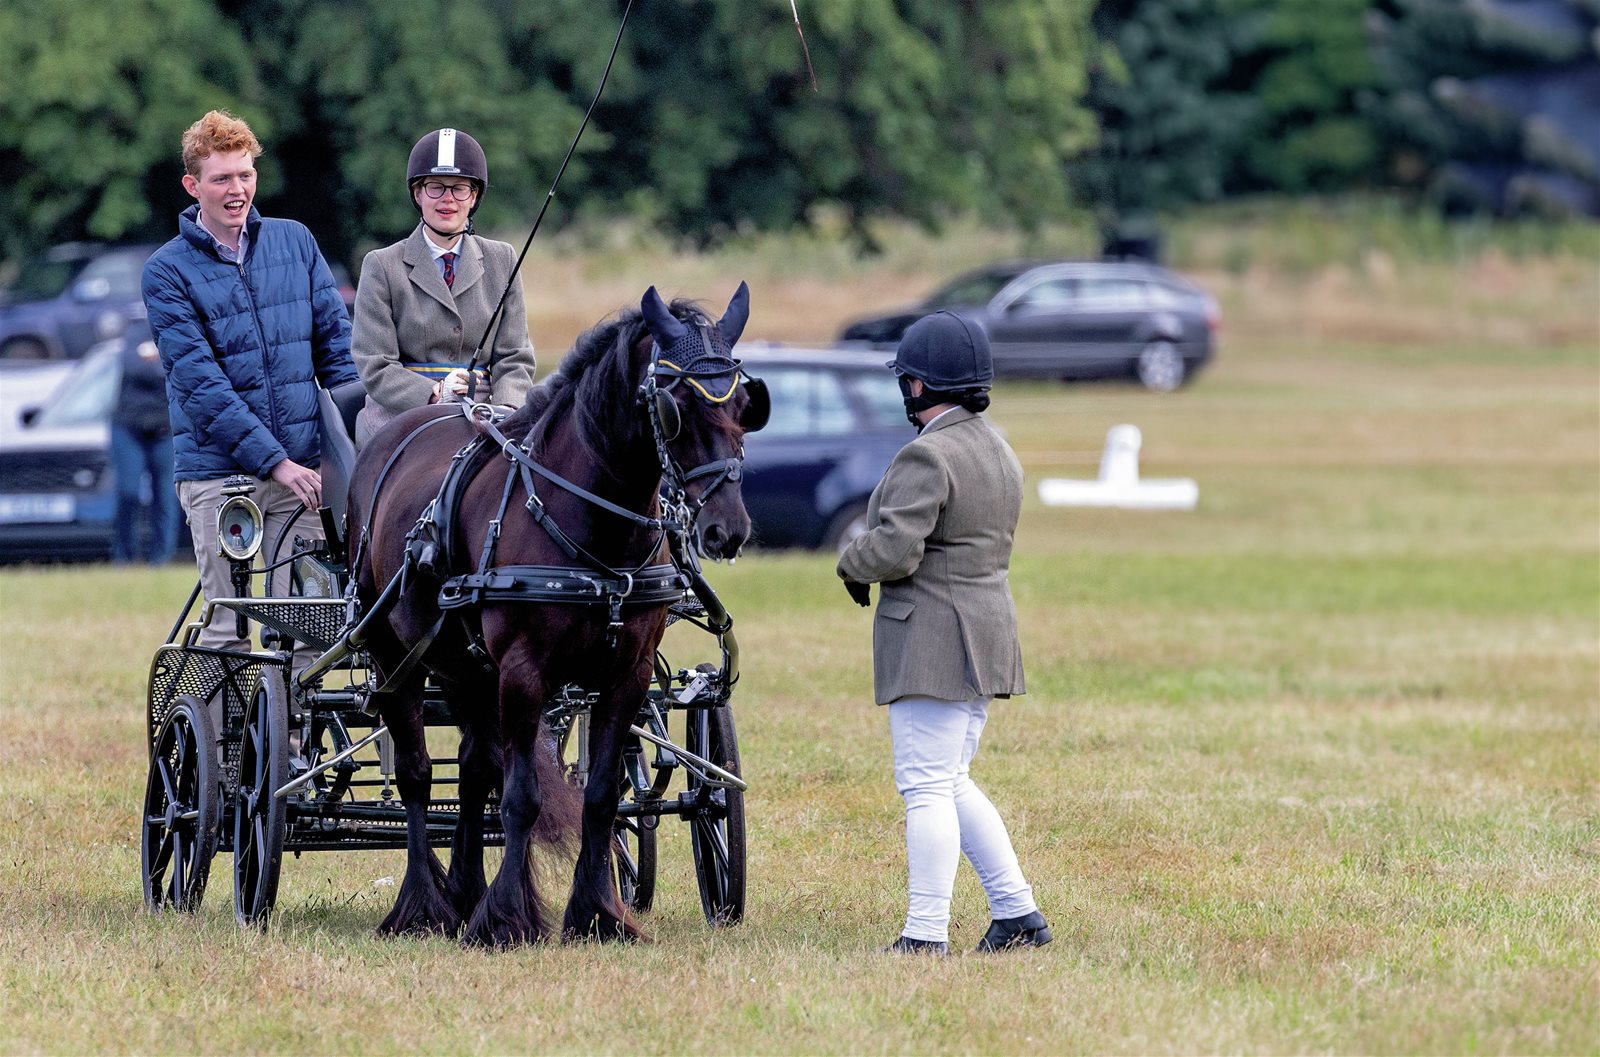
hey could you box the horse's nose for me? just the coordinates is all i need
[699,522,746,561]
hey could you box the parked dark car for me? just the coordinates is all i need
[738,344,913,550]
[0,242,358,364]
[0,343,122,560]
[0,324,192,563]
[839,259,1219,391]
[0,242,159,360]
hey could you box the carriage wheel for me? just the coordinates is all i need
[685,706,745,926]
[141,696,221,912]
[613,814,658,912]
[612,725,661,912]
[233,676,289,927]
[561,708,663,913]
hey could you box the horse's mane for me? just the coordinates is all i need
[498,297,713,466]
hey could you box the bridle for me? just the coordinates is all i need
[639,327,756,541]
[346,340,761,673]
[444,323,761,574]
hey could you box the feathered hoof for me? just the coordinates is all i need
[444,870,488,921]
[376,883,463,939]
[460,885,552,949]
[562,903,645,944]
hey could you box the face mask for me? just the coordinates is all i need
[898,375,939,431]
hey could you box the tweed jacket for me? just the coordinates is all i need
[837,407,1026,705]
[351,225,535,447]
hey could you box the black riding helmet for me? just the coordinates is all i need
[407,128,488,218]
[888,311,994,428]
[888,311,994,390]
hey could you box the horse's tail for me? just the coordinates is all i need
[531,726,582,853]
[531,723,649,943]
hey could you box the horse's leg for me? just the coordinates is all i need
[462,657,553,948]
[563,671,649,943]
[445,703,501,919]
[375,679,461,937]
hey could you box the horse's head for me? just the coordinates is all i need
[639,282,770,561]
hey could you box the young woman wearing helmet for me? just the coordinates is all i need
[351,128,537,447]
[837,311,1050,956]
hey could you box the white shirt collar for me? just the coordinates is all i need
[198,212,249,262]
[923,405,962,431]
[425,232,464,260]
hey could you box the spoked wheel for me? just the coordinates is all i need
[685,705,745,925]
[142,696,221,912]
[612,814,658,912]
[612,727,659,911]
[233,676,289,927]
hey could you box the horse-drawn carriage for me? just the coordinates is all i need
[139,286,767,944]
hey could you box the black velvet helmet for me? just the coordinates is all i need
[887,311,993,390]
[406,128,487,215]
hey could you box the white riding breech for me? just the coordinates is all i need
[888,694,1037,943]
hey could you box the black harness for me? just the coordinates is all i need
[353,330,751,681]
[427,401,700,643]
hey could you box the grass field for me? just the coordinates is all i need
[1,210,1596,1055]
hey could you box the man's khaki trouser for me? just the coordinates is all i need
[177,475,325,656]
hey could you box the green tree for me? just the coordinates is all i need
[1230,0,1381,192]
[235,0,1099,256]
[586,0,1098,245]
[1,0,1101,264]
[1368,0,1600,215]
[1073,0,1260,216]
[235,0,589,265]
[0,0,254,263]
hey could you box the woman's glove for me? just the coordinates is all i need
[431,367,474,402]
[844,580,871,607]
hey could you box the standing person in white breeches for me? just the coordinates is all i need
[837,311,1051,956]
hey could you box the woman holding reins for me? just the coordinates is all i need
[352,128,536,447]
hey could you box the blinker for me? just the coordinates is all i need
[740,376,770,432]
[653,388,681,440]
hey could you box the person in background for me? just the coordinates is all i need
[351,127,535,448]
[837,311,1050,956]
[141,109,358,651]
[110,322,179,565]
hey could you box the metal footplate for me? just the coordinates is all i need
[207,597,350,654]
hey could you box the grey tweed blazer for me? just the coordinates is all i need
[351,225,535,447]
[837,407,1026,705]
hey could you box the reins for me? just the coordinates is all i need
[354,324,746,661]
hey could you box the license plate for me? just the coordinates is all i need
[0,493,75,524]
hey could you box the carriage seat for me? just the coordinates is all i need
[318,379,367,534]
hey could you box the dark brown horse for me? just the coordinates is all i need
[346,284,765,946]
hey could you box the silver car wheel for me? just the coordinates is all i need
[1137,341,1185,393]
[827,503,871,554]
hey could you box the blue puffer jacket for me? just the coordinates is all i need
[142,205,359,480]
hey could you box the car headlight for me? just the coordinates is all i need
[95,310,124,339]
[216,495,264,562]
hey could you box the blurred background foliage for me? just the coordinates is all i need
[0,0,1594,268]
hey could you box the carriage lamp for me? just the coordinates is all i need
[291,545,341,599]
[216,495,264,563]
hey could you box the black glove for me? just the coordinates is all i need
[844,580,871,607]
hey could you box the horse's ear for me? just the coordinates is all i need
[641,285,687,345]
[716,280,750,348]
